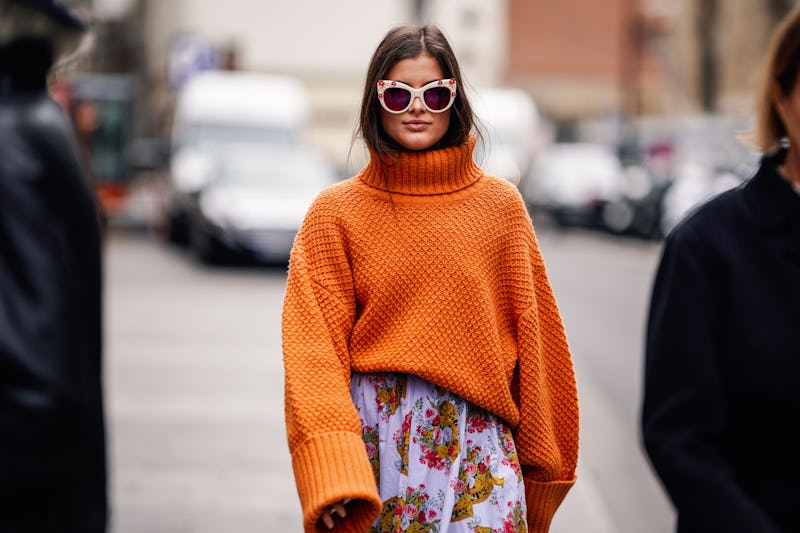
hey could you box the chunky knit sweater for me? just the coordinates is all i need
[282,137,579,533]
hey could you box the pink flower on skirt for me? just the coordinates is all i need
[450,478,466,492]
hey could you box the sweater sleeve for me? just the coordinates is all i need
[282,206,381,533]
[514,231,579,533]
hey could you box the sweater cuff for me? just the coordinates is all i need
[524,476,575,533]
[291,431,382,533]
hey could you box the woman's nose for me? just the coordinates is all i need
[408,95,425,112]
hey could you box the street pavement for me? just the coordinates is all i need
[105,226,675,533]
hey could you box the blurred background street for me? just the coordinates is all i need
[105,226,671,533]
[42,0,800,531]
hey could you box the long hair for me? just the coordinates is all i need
[755,4,800,154]
[355,24,478,162]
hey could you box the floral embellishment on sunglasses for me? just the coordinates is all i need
[377,78,458,113]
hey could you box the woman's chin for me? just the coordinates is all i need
[394,132,440,151]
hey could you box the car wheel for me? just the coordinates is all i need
[166,209,189,245]
[602,200,634,234]
[189,220,225,264]
[551,208,570,228]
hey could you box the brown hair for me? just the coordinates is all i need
[355,24,478,161]
[755,5,800,154]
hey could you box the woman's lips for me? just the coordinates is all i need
[403,120,430,131]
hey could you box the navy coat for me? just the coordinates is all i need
[642,151,800,533]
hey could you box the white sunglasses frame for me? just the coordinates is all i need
[376,78,458,114]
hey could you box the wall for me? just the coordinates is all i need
[506,0,651,122]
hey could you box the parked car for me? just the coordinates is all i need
[471,87,544,186]
[185,146,337,264]
[520,142,626,227]
[166,70,311,242]
[601,163,672,239]
[658,135,758,236]
[623,115,758,237]
[659,160,751,236]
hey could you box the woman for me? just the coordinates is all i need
[641,6,800,533]
[0,1,106,531]
[283,25,578,533]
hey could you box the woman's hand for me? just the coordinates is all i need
[319,500,348,529]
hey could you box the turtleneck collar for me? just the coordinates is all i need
[358,136,483,195]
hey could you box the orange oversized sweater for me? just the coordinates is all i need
[282,137,579,533]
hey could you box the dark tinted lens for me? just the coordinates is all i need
[423,86,452,111]
[383,87,411,111]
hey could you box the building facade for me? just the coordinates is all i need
[505,0,799,126]
[85,0,800,162]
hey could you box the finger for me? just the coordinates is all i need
[321,510,334,529]
[331,502,347,518]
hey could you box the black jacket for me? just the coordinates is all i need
[642,152,800,533]
[0,43,107,531]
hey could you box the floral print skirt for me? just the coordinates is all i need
[351,372,528,533]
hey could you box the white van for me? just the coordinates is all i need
[166,70,311,241]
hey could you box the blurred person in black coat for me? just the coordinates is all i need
[642,6,800,533]
[0,1,106,531]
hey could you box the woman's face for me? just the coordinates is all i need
[379,54,451,151]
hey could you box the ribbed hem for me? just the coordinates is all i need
[524,477,575,533]
[292,431,381,533]
[358,136,482,195]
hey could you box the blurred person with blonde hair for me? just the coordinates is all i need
[282,24,578,533]
[0,1,107,531]
[642,5,800,533]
